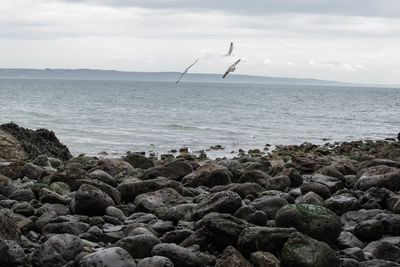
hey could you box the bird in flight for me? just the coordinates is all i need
[223,59,241,78]
[176,59,199,83]
[221,42,234,57]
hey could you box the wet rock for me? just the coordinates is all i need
[116,234,161,259]
[71,184,115,216]
[355,165,400,191]
[238,170,271,188]
[340,209,387,232]
[0,209,20,241]
[363,240,400,263]
[337,231,364,249]
[9,188,36,202]
[152,243,200,267]
[211,183,264,199]
[251,196,288,219]
[353,219,384,242]
[237,226,297,256]
[324,193,360,215]
[134,188,185,213]
[124,152,154,170]
[97,158,134,176]
[250,251,280,267]
[311,174,344,193]
[233,205,267,226]
[88,169,117,187]
[79,247,136,267]
[182,212,248,251]
[300,182,331,199]
[118,177,183,203]
[275,204,341,244]
[215,246,252,267]
[0,240,26,267]
[182,163,232,188]
[268,175,291,191]
[192,190,242,220]
[31,233,83,267]
[161,229,193,244]
[296,191,324,206]
[281,233,340,267]
[0,123,71,161]
[145,159,193,181]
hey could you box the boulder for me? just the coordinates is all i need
[182,163,232,188]
[355,165,400,191]
[211,183,264,199]
[97,158,134,176]
[215,246,252,267]
[0,129,26,161]
[79,247,136,267]
[88,169,117,187]
[22,163,45,179]
[151,243,200,267]
[0,122,71,161]
[279,167,303,187]
[0,209,20,242]
[71,184,115,216]
[124,153,154,170]
[363,240,400,263]
[137,256,173,267]
[268,175,291,191]
[116,234,161,259]
[275,204,341,244]
[193,191,242,220]
[31,234,83,267]
[311,174,344,193]
[118,177,183,203]
[134,188,185,213]
[250,251,280,267]
[300,182,331,199]
[237,226,297,256]
[145,159,193,181]
[238,170,271,188]
[75,178,121,203]
[251,196,289,219]
[324,194,360,215]
[0,240,26,267]
[337,231,364,249]
[233,205,267,226]
[281,233,340,267]
[359,259,400,267]
[353,219,384,242]
[295,191,324,206]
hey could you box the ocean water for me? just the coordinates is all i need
[0,78,399,158]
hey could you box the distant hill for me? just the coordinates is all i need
[0,68,389,87]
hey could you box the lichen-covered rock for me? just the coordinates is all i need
[281,233,340,267]
[275,204,341,244]
[215,246,252,267]
[71,184,115,216]
[31,234,83,267]
[182,163,232,188]
[0,240,26,267]
[79,247,137,267]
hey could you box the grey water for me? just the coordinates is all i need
[1,78,399,158]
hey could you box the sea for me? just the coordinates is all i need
[1,78,399,158]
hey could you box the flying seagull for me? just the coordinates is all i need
[223,58,241,78]
[221,42,234,57]
[176,59,199,83]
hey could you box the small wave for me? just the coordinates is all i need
[166,124,200,130]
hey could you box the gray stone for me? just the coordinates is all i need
[0,240,26,267]
[353,219,384,242]
[124,153,154,170]
[145,159,193,181]
[215,246,252,267]
[71,184,115,216]
[137,256,173,267]
[134,188,185,213]
[324,194,360,215]
[251,196,288,219]
[363,240,400,263]
[296,191,324,206]
[88,169,117,187]
[152,243,200,267]
[300,182,331,199]
[355,165,400,191]
[182,163,232,188]
[79,247,136,267]
[116,234,161,259]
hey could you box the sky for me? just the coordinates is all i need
[1,0,400,84]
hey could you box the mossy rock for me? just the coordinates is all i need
[50,181,71,195]
[275,204,341,244]
[281,233,340,267]
[31,183,51,195]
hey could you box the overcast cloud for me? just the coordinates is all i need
[1,0,400,84]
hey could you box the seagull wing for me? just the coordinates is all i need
[176,59,198,83]
[186,59,199,71]
[232,58,241,67]
[176,72,185,83]
[222,68,230,78]
[228,42,234,55]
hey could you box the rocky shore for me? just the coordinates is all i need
[1,123,400,267]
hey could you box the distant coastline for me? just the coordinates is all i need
[2,67,397,87]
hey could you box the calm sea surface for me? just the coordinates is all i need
[1,78,399,158]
